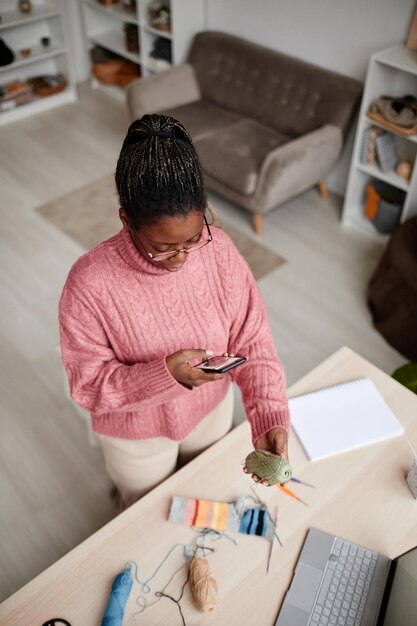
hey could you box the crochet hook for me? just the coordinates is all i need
[290,477,315,488]
[277,484,309,506]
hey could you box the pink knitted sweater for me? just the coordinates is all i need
[59,227,289,443]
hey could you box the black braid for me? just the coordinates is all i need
[115,114,207,227]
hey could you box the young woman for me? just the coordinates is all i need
[59,114,290,509]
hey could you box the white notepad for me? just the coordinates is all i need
[289,377,404,461]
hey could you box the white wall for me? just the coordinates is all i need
[206,0,415,81]
[206,0,417,194]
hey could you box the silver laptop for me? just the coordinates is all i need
[275,527,417,626]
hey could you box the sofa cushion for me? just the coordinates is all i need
[161,99,242,141]
[195,119,289,196]
[188,31,362,139]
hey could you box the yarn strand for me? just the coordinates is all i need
[155,571,190,626]
[128,528,233,622]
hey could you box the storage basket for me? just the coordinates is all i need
[92,59,126,84]
[29,74,67,97]
[365,180,405,234]
[92,59,140,86]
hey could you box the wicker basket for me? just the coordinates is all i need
[92,59,140,85]
[30,74,67,97]
[92,59,126,84]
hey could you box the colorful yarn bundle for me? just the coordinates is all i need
[244,450,293,484]
[189,556,218,612]
[168,495,277,542]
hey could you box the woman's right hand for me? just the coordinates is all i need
[166,349,224,389]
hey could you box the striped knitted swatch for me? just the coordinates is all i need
[168,495,275,541]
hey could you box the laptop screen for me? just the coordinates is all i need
[380,545,417,626]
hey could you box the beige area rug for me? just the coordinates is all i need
[36,175,285,280]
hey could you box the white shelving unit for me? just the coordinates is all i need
[0,0,77,126]
[342,45,417,239]
[82,0,205,100]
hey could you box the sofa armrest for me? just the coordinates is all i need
[256,124,343,212]
[127,63,201,121]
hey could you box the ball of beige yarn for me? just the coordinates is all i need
[189,556,218,612]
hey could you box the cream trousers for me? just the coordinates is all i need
[97,385,234,509]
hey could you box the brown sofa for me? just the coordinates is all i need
[127,31,362,233]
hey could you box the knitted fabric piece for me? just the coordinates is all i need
[101,566,133,626]
[59,227,289,443]
[168,495,275,541]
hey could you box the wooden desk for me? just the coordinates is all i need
[1,347,417,625]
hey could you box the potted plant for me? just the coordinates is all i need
[393,363,417,394]
[123,23,139,54]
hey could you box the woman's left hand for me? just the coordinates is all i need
[243,426,289,486]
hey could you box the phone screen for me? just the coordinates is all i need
[195,355,246,373]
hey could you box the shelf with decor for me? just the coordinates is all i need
[138,0,205,77]
[361,114,417,144]
[0,2,61,30]
[82,0,205,96]
[84,0,138,24]
[142,24,172,40]
[0,0,77,126]
[83,0,142,95]
[355,161,410,193]
[0,42,67,73]
[1,85,73,123]
[342,44,417,238]
[89,30,141,65]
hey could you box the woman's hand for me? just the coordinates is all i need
[166,349,224,389]
[243,426,289,486]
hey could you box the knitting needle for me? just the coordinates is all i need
[277,484,309,506]
[266,507,279,574]
[290,477,315,488]
[405,435,417,459]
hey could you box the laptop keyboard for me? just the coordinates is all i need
[309,538,378,626]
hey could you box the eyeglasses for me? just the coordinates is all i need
[133,214,212,262]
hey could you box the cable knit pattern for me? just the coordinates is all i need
[59,226,289,443]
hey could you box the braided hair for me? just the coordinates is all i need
[115,114,207,227]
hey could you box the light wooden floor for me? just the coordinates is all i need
[0,82,404,602]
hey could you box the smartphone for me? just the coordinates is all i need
[194,355,247,374]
